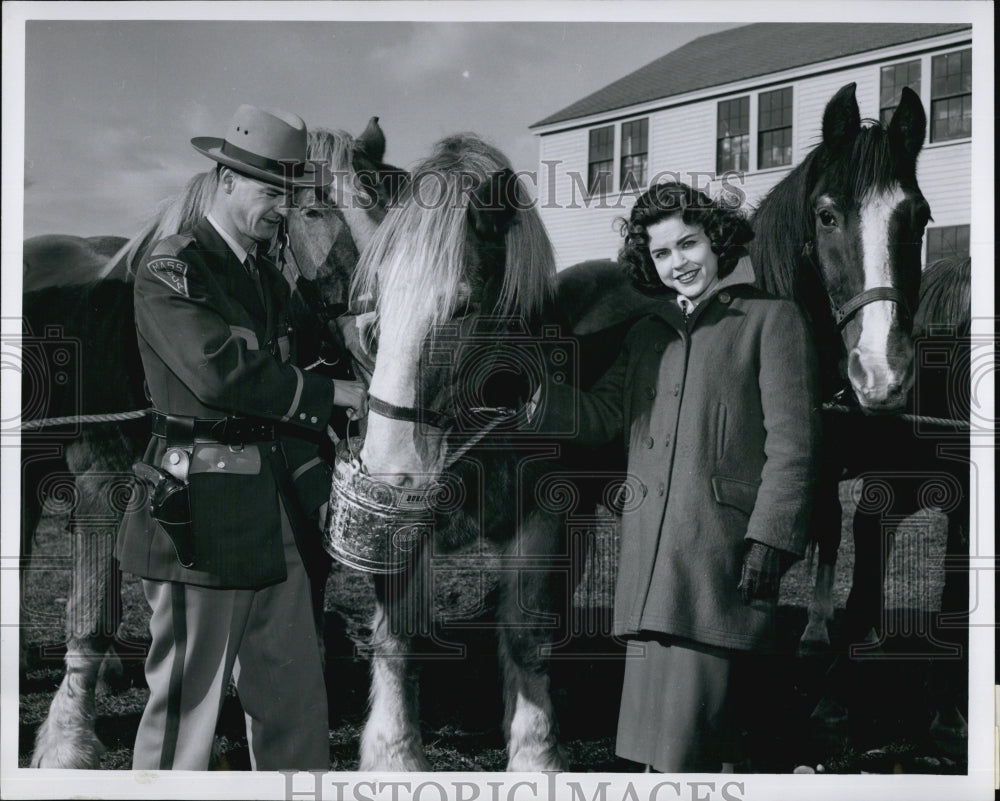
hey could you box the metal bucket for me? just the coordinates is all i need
[323,438,437,573]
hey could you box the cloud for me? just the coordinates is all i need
[368,23,488,83]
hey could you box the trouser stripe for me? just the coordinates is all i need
[160,582,188,769]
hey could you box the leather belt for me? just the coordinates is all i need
[151,411,277,445]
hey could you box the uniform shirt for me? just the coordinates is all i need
[117,216,336,588]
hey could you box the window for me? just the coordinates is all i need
[587,125,614,196]
[620,119,648,192]
[758,87,793,169]
[716,96,749,174]
[930,49,971,142]
[880,60,921,125]
[925,225,970,264]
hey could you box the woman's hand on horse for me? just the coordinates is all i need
[333,379,368,421]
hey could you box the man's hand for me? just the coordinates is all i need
[333,379,368,421]
[737,540,788,604]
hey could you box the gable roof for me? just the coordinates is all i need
[531,23,971,129]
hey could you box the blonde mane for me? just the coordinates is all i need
[353,133,554,342]
[115,128,359,276]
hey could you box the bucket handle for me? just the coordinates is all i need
[345,418,363,468]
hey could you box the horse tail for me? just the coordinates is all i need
[116,170,218,276]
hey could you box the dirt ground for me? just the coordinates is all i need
[17,482,968,774]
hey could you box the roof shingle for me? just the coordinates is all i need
[531,23,971,128]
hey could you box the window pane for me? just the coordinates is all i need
[880,59,921,123]
[926,225,970,263]
[588,126,613,161]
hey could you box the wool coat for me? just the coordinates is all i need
[539,257,821,652]
[116,217,337,589]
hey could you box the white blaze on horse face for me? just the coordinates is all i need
[851,184,910,405]
[330,173,384,253]
[361,306,448,487]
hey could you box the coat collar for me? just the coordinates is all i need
[651,256,757,330]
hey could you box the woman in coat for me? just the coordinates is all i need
[535,182,821,772]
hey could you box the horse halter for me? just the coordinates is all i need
[833,286,911,330]
[802,240,912,331]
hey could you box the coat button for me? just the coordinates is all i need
[656,483,666,496]
[653,342,665,353]
[310,416,318,424]
[673,383,680,396]
[719,292,731,304]
[645,386,656,399]
[217,461,226,469]
[663,434,671,446]
[644,436,654,449]
[299,412,307,420]
[271,445,278,452]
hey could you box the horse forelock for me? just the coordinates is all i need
[353,133,554,345]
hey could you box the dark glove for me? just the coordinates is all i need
[738,540,792,604]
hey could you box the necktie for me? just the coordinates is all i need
[244,252,266,309]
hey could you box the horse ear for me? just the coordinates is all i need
[357,116,386,164]
[822,83,861,152]
[887,86,926,167]
[468,168,521,242]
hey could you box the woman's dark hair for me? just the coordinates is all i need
[618,181,754,294]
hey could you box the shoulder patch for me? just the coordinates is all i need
[147,257,190,297]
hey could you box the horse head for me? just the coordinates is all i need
[282,119,404,324]
[352,133,555,488]
[753,82,930,412]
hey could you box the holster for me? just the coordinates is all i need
[133,461,195,568]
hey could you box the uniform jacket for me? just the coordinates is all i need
[117,217,337,589]
[538,258,821,652]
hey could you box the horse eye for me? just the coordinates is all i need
[817,209,837,228]
[913,201,932,231]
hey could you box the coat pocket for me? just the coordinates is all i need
[711,475,760,516]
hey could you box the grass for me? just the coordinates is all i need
[17,481,967,773]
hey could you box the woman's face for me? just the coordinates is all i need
[647,214,720,303]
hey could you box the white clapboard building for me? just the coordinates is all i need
[530,23,972,271]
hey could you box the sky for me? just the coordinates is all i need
[14,13,743,239]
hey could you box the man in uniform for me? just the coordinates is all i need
[117,105,366,771]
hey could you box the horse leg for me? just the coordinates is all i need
[800,469,843,650]
[31,431,131,768]
[928,496,969,756]
[497,509,567,772]
[359,551,430,771]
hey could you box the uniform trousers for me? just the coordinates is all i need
[131,500,329,771]
[616,635,742,773]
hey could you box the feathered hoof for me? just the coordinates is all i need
[929,707,967,758]
[506,744,567,772]
[30,716,106,769]
[358,741,431,772]
[798,620,832,652]
[97,650,126,695]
